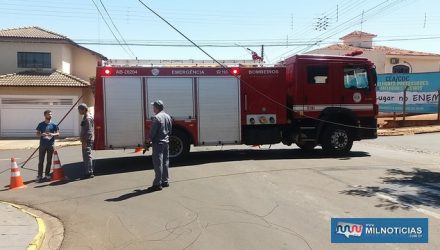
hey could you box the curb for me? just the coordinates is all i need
[0,201,46,250]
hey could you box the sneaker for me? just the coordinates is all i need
[147,185,162,192]
[44,175,51,181]
[35,176,43,183]
[161,182,169,188]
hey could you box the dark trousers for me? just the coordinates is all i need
[82,141,94,175]
[152,142,169,186]
[38,145,54,177]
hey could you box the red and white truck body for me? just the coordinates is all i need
[94,54,378,158]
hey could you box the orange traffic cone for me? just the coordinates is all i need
[51,151,65,182]
[9,158,26,190]
[134,147,144,153]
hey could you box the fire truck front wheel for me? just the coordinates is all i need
[322,125,353,155]
[169,129,190,160]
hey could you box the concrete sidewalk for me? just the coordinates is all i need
[0,201,43,250]
[0,138,81,150]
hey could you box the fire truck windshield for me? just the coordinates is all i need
[344,67,370,89]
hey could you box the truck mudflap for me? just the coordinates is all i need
[355,117,377,140]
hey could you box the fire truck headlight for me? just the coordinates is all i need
[259,116,268,124]
[249,118,255,125]
[269,117,275,124]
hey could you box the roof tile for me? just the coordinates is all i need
[0,70,90,87]
[0,26,107,60]
[320,44,440,57]
[0,26,66,40]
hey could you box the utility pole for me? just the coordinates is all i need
[360,10,365,32]
[437,89,440,121]
[423,12,426,28]
[291,13,294,33]
[403,85,409,122]
[337,4,339,22]
[261,45,264,62]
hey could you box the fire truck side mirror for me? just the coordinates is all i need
[370,67,377,87]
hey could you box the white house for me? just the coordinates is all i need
[307,31,440,74]
[0,26,106,137]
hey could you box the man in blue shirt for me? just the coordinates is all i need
[35,110,59,182]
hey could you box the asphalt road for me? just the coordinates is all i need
[0,133,439,250]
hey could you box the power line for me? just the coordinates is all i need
[71,35,440,47]
[98,0,136,58]
[274,0,408,61]
[89,0,133,58]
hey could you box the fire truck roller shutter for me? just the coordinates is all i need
[104,77,144,148]
[197,77,240,145]
[146,78,194,120]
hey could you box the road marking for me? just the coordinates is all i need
[376,193,440,220]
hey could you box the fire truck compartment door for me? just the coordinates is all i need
[146,78,194,119]
[198,77,240,145]
[104,77,144,148]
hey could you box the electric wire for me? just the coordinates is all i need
[90,0,134,58]
[137,0,377,131]
[98,0,136,58]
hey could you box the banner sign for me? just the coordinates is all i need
[377,73,440,113]
[331,218,428,243]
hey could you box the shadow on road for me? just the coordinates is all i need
[340,168,440,210]
[59,148,370,181]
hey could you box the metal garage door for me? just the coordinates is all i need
[0,96,78,137]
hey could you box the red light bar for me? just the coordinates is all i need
[230,68,240,75]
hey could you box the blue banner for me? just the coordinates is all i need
[331,218,428,243]
[377,72,440,113]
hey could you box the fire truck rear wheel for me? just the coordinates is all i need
[322,125,353,155]
[169,129,190,160]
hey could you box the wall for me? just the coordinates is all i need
[385,56,440,73]
[71,45,99,82]
[306,48,387,73]
[0,40,70,74]
[342,36,374,49]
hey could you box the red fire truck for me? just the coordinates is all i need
[94,54,378,159]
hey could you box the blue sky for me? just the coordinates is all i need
[1,0,439,63]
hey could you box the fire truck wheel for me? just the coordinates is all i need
[296,141,316,151]
[169,129,190,160]
[322,125,353,155]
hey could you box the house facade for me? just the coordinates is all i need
[307,31,440,74]
[0,27,106,137]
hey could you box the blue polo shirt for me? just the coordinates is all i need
[36,122,59,146]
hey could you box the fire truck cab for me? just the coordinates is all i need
[94,54,378,159]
